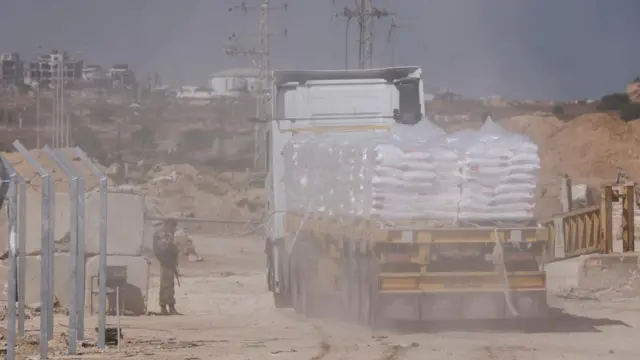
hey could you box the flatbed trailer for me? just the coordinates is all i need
[280,213,549,324]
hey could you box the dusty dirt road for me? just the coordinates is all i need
[17,234,640,360]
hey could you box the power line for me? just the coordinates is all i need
[385,16,399,66]
[334,0,394,69]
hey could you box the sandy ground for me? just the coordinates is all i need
[12,234,640,360]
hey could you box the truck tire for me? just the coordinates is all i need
[291,258,306,314]
[358,259,380,329]
[270,259,291,309]
[268,239,291,309]
[342,245,360,321]
[346,268,360,321]
[273,291,290,308]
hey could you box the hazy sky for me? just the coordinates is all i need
[2,0,639,100]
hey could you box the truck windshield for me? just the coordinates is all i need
[396,80,422,125]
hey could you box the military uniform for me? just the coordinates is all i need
[153,220,179,315]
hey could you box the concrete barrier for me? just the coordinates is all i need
[0,192,71,255]
[579,254,640,292]
[0,253,71,306]
[84,255,150,315]
[545,253,640,294]
[1,191,146,256]
[544,256,588,293]
[85,191,145,256]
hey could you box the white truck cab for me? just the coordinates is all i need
[263,67,426,306]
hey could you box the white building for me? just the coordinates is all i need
[175,86,214,99]
[82,64,108,82]
[208,68,260,97]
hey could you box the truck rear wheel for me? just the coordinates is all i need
[291,259,307,314]
[358,260,380,329]
[270,257,291,309]
[273,291,290,308]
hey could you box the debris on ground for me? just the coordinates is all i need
[556,269,640,301]
[102,326,124,346]
[142,164,265,222]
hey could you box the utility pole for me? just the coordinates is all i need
[386,17,399,66]
[36,85,40,148]
[334,0,394,69]
[226,1,288,171]
[50,52,64,149]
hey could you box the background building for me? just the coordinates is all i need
[107,64,136,89]
[0,52,25,88]
[28,50,83,87]
[209,68,260,97]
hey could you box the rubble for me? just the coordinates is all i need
[101,327,124,346]
[142,164,265,221]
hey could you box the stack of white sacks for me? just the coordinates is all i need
[282,117,540,224]
[455,120,540,222]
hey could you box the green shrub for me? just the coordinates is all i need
[552,104,564,116]
[619,103,640,122]
[597,93,630,111]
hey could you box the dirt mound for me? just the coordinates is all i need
[1,148,112,191]
[541,113,640,185]
[498,114,564,145]
[142,164,265,221]
[501,113,640,217]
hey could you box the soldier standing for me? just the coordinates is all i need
[153,218,180,315]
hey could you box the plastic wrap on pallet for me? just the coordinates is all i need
[456,119,540,222]
[282,118,540,224]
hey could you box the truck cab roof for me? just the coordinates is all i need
[273,66,422,86]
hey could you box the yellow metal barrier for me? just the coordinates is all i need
[545,205,605,259]
[544,184,635,261]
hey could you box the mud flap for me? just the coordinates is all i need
[267,238,291,308]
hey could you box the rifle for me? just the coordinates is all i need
[174,266,181,288]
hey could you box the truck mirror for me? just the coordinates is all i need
[393,109,400,122]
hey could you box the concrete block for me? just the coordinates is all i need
[85,191,145,256]
[0,192,72,255]
[544,256,586,293]
[578,254,640,292]
[84,255,150,315]
[545,253,640,295]
[0,253,72,307]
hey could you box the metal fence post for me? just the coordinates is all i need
[76,174,86,339]
[43,146,80,355]
[17,174,26,336]
[54,148,86,340]
[47,171,55,340]
[0,154,27,337]
[13,140,54,359]
[74,147,108,349]
[1,156,18,360]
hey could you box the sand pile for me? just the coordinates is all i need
[142,164,265,221]
[538,113,640,184]
[501,113,640,217]
[498,114,564,145]
[1,148,112,192]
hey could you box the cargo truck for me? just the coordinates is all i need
[263,67,549,326]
